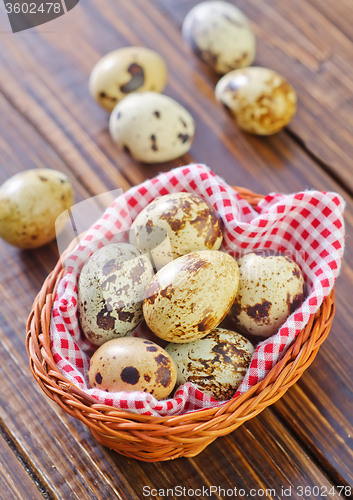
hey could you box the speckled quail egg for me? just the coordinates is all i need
[166,328,254,400]
[89,47,168,111]
[88,337,177,399]
[0,169,74,249]
[109,92,195,163]
[215,67,297,135]
[143,250,239,343]
[182,1,256,74]
[130,192,223,270]
[78,243,154,346]
[228,251,305,338]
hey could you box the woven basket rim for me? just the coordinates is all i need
[26,185,336,460]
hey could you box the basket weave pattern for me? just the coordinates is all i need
[26,187,335,462]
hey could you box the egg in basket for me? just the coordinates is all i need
[27,164,344,461]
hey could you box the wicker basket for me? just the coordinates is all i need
[26,187,335,462]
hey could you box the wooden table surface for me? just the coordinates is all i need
[0,1,353,499]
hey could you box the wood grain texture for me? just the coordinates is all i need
[308,0,353,43]
[0,0,348,197]
[0,432,43,500]
[0,91,344,500]
[154,0,353,193]
[0,0,352,497]
[0,93,344,500]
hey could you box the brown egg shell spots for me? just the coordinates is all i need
[143,251,239,343]
[89,47,167,111]
[130,192,223,270]
[78,243,154,346]
[109,93,195,163]
[216,67,297,135]
[182,1,255,74]
[228,252,305,337]
[166,328,254,400]
[0,169,74,249]
[88,337,176,399]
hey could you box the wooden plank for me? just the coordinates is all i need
[274,356,353,486]
[0,0,350,197]
[0,95,346,498]
[0,432,44,500]
[102,410,345,500]
[146,0,353,484]
[0,94,134,500]
[0,90,346,499]
[308,0,353,43]
[154,0,353,193]
[0,0,352,494]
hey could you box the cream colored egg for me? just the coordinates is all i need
[130,192,223,270]
[89,47,168,111]
[215,67,297,135]
[78,243,154,346]
[182,1,256,74]
[109,92,195,163]
[0,169,74,249]
[143,250,239,343]
[229,251,305,338]
[166,328,254,400]
[88,337,177,399]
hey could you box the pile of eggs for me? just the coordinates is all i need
[182,1,297,135]
[80,192,305,401]
[0,2,297,250]
[90,47,195,163]
[89,1,297,165]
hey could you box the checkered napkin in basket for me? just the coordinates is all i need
[50,164,345,416]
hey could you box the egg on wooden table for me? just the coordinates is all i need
[130,192,223,270]
[109,92,195,163]
[0,168,74,249]
[78,243,154,346]
[88,337,177,399]
[228,251,305,338]
[182,1,256,74]
[89,46,168,111]
[143,250,239,343]
[166,328,254,400]
[215,67,297,135]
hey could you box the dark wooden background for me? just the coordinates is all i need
[0,1,352,499]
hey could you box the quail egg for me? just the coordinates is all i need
[88,337,177,399]
[89,46,167,111]
[0,168,74,249]
[215,67,297,135]
[229,251,305,338]
[130,192,223,270]
[78,243,154,346]
[143,250,239,343]
[109,92,195,163]
[182,1,256,74]
[166,328,254,400]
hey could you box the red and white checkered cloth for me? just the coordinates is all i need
[50,164,345,416]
